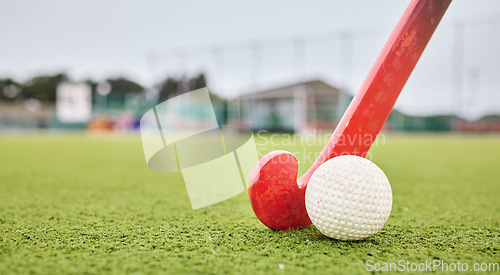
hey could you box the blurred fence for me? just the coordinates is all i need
[149,15,500,123]
[1,15,500,132]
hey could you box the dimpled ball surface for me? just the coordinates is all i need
[305,155,392,240]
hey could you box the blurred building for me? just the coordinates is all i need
[229,80,352,133]
[0,100,53,129]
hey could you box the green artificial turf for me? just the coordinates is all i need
[0,133,498,274]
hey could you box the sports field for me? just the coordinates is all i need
[0,133,498,274]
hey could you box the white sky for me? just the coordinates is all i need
[1,0,500,119]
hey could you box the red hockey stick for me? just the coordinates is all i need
[248,0,452,230]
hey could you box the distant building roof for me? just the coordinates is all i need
[236,79,345,100]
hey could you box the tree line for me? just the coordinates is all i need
[0,73,209,104]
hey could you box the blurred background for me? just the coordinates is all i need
[1,0,499,133]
